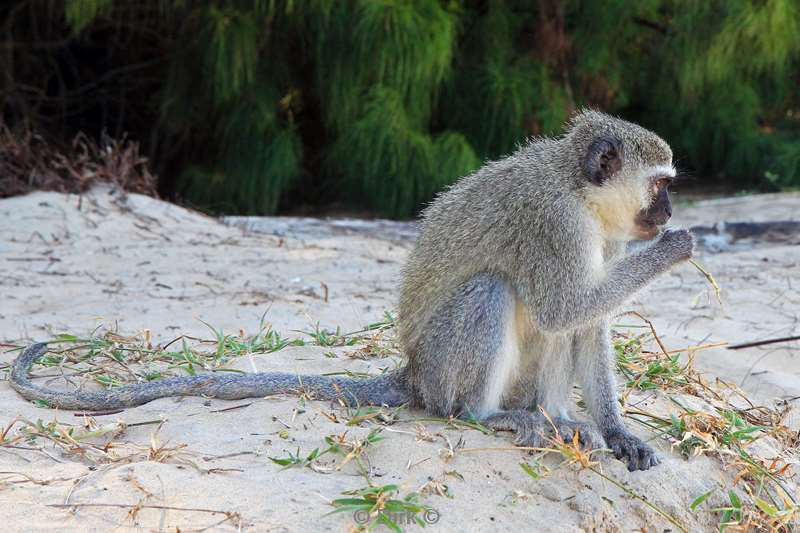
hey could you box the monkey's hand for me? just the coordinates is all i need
[603,428,660,471]
[655,228,695,262]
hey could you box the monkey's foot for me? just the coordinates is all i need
[512,416,603,451]
[530,417,605,451]
[603,429,660,471]
[482,411,604,450]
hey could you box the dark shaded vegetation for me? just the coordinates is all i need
[0,126,156,198]
[1,1,799,217]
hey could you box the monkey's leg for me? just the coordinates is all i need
[503,334,603,450]
[522,334,574,419]
[462,328,597,448]
[574,321,660,471]
[414,272,518,418]
[415,273,601,449]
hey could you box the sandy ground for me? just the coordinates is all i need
[0,186,798,532]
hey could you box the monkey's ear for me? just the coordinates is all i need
[584,136,622,185]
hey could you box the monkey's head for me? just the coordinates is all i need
[567,110,675,241]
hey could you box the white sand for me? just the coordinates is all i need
[1,186,797,531]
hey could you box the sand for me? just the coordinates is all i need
[1,185,798,531]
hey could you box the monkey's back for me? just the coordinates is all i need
[397,138,585,357]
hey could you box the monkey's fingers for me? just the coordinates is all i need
[552,421,604,451]
[579,428,605,451]
[641,448,661,470]
[605,430,659,471]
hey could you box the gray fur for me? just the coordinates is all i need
[11,111,691,471]
[10,343,408,410]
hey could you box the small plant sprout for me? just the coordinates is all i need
[328,483,433,532]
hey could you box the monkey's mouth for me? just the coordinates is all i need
[634,220,660,239]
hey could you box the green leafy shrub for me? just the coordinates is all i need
[2,0,798,216]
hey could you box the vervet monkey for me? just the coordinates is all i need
[12,110,692,471]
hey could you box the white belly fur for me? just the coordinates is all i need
[478,299,520,417]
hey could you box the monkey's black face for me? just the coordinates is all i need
[635,177,673,239]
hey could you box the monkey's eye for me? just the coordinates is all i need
[655,177,673,189]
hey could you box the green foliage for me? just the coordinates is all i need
[317,1,470,215]
[328,483,432,532]
[4,0,800,216]
[65,0,113,33]
[316,0,456,130]
[441,2,569,156]
[643,0,800,187]
[328,86,478,216]
[202,7,259,105]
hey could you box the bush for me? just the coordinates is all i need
[2,0,798,217]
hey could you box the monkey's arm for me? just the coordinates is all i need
[10,343,408,410]
[534,228,693,332]
[574,322,659,471]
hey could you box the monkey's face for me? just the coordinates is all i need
[581,134,675,241]
[632,175,674,239]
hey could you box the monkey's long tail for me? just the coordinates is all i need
[10,343,410,411]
